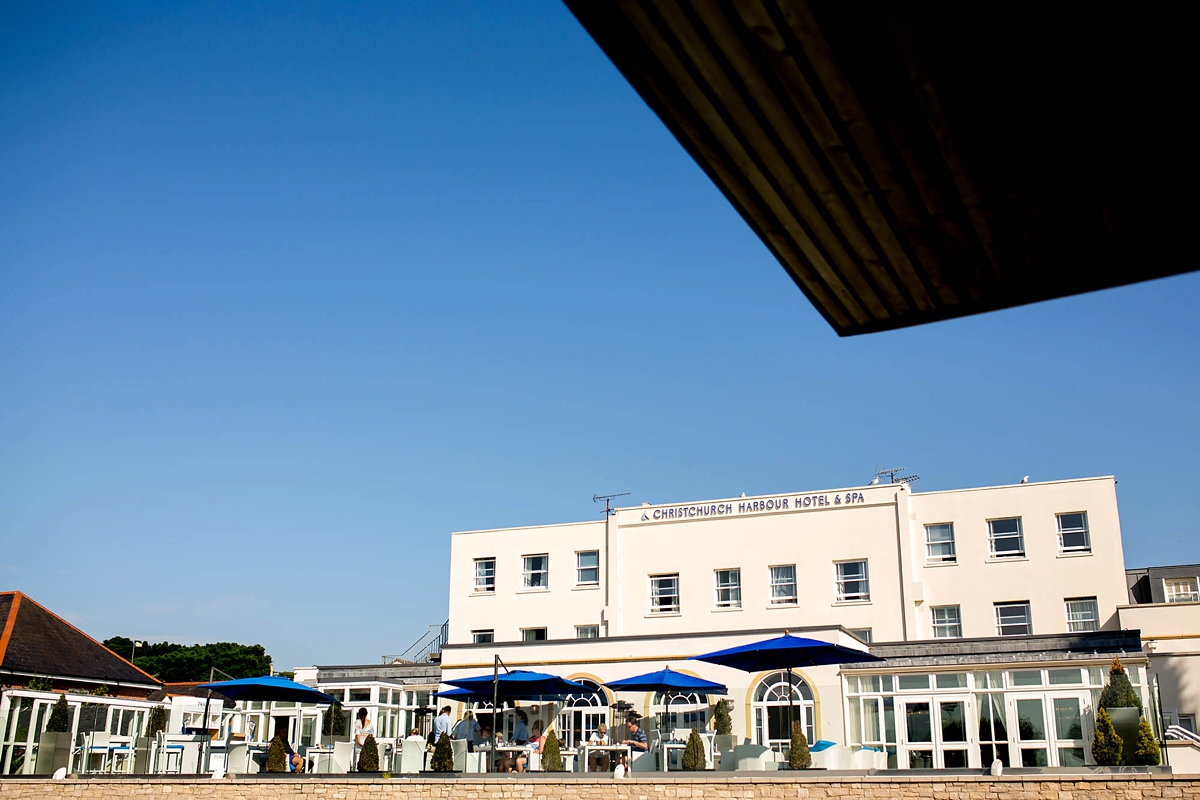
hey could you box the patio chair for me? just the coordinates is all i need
[848,747,879,770]
[810,742,849,770]
[156,732,185,774]
[225,743,257,774]
[328,740,353,774]
[698,732,715,769]
[629,749,657,772]
[450,739,468,772]
[733,743,774,771]
[398,740,425,774]
[85,732,113,773]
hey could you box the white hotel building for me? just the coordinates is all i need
[440,476,1177,770]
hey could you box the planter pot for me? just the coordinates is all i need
[132,737,152,774]
[714,734,738,753]
[1105,708,1142,765]
[33,732,71,775]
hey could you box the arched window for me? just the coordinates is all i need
[651,691,710,736]
[555,680,608,749]
[751,672,815,752]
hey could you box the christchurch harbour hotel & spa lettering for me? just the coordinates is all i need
[646,491,869,522]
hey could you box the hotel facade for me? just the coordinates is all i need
[439,476,1185,769]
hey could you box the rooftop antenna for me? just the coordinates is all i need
[874,466,920,486]
[593,491,631,516]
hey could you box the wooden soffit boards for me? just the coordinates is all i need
[563,1,1193,335]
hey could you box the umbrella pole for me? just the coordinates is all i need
[786,667,795,760]
[491,655,499,774]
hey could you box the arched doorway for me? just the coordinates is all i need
[752,672,815,752]
[555,680,607,749]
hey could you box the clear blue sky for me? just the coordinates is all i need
[3,1,1197,670]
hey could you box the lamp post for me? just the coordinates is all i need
[130,641,142,662]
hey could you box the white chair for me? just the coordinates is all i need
[328,740,353,774]
[848,747,878,770]
[629,749,657,772]
[734,743,774,771]
[450,739,468,771]
[399,740,425,773]
[698,733,715,769]
[156,731,185,774]
[811,744,850,770]
[465,752,486,773]
[85,732,112,773]
[225,743,257,775]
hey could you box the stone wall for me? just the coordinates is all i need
[1,775,1199,800]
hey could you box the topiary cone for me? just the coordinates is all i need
[680,727,706,771]
[542,729,563,771]
[1092,707,1123,766]
[357,734,380,771]
[713,700,733,736]
[429,733,455,772]
[788,721,811,769]
[1133,718,1161,766]
[1099,656,1143,710]
[45,695,70,733]
[265,737,288,772]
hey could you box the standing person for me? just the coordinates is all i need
[432,705,454,744]
[511,710,530,744]
[453,710,480,752]
[354,708,374,768]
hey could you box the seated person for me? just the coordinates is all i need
[271,720,305,772]
[622,720,648,752]
[514,721,545,773]
[587,723,610,771]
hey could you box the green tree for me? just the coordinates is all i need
[1133,718,1161,766]
[680,727,706,770]
[541,729,563,771]
[713,700,733,736]
[45,695,70,733]
[25,676,52,692]
[788,721,811,769]
[102,637,272,682]
[146,706,168,739]
[265,737,288,772]
[1092,707,1123,766]
[1098,656,1142,710]
[357,734,380,771]
[322,705,346,736]
[429,733,455,772]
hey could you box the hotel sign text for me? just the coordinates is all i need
[640,491,871,522]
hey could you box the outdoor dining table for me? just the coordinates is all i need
[304,747,333,773]
[488,744,531,770]
[661,739,687,771]
[579,743,630,772]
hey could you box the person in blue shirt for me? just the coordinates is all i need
[511,711,530,745]
[432,706,454,743]
[622,720,648,752]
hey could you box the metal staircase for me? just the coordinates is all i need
[382,621,449,665]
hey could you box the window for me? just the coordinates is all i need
[835,560,870,601]
[472,629,494,644]
[931,605,962,638]
[575,625,599,639]
[1165,577,1200,603]
[995,601,1032,636]
[523,554,549,589]
[1179,714,1197,734]
[988,518,1025,558]
[473,558,495,593]
[925,523,956,563]
[848,628,872,643]
[576,550,599,586]
[715,569,742,608]
[770,565,797,605]
[1056,512,1091,552]
[521,627,547,642]
[650,574,680,614]
[1065,597,1099,631]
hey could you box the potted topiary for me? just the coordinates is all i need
[1091,708,1123,767]
[265,737,289,773]
[427,733,456,772]
[1099,656,1143,764]
[680,727,706,771]
[1133,718,1161,766]
[713,699,736,755]
[357,734,380,772]
[541,729,564,772]
[323,704,348,741]
[788,721,811,770]
[34,694,71,775]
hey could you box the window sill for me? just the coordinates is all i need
[1057,551,1093,559]
[924,560,958,568]
[986,556,1028,563]
[712,606,743,613]
[833,599,872,607]
[646,611,681,618]
[767,602,799,609]
[470,591,496,597]
[573,584,601,591]
[517,587,550,594]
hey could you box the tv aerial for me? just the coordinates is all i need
[873,466,920,486]
[593,492,631,516]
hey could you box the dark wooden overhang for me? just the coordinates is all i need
[563,1,1192,335]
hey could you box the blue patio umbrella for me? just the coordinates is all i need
[443,669,597,700]
[198,675,341,705]
[690,632,882,745]
[605,667,727,740]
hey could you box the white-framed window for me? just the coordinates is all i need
[835,560,870,602]
[576,550,599,586]
[1065,597,1099,632]
[650,574,680,614]
[1179,714,1197,734]
[769,565,797,605]
[715,568,742,608]
[575,625,599,639]
[523,554,549,589]
[995,601,1032,636]
[473,558,496,593]
[931,605,962,638]
[1056,512,1091,552]
[472,629,494,644]
[521,627,547,642]
[925,523,956,563]
[848,628,872,643]
[1165,577,1200,603]
[988,517,1025,558]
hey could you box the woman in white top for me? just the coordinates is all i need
[587,723,610,771]
[354,708,375,768]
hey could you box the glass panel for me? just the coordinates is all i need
[848,698,862,743]
[898,675,930,691]
[862,698,881,743]
[860,676,881,694]
[1021,748,1048,767]
[990,695,1008,740]
[940,701,966,742]
[936,673,967,690]
[1058,747,1086,766]
[943,749,967,768]
[1048,669,1082,686]
[845,676,859,694]
[1011,670,1042,687]
[884,698,896,744]
[1017,699,1046,740]
[882,676,893,693]
[905,703,932,743]
[1053,698,1083,740]
[908,750,934,769]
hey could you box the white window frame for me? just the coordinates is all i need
[473,558,496,593]
[925,523,957,563]
[1165,576,1200,603]
[714,568,742,609]
[521,627,547,642]
[522,554,549,589]
[835,560,870,602]
[1056,512,1091,553]
[995,601,1033,636]
[649,573,680,614]
[931,605,962,638]
[575,625,599,639]
[1065,597,1099,632]
[471,629,494,644]
[575,550,600,586]
[848,628,872,643]
[1179,714,1197,734]
[988,517,1025,559]
[769,565,797,605]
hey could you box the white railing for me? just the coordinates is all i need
[1166,725,1200,744]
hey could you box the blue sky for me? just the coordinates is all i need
[2,1,1197,670]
